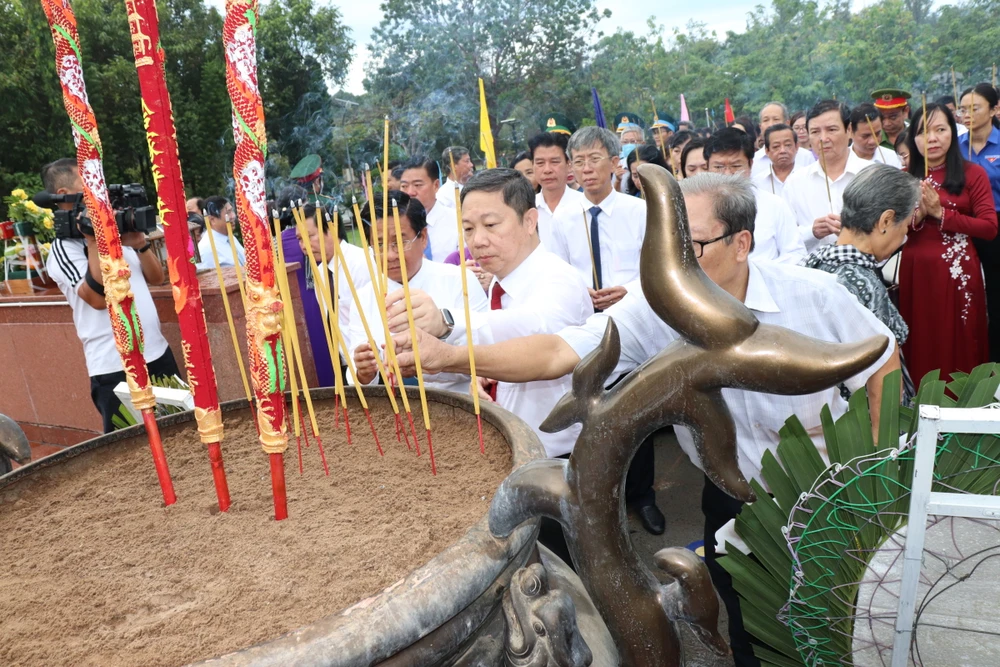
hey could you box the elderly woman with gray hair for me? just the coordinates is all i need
[804,163,920,399]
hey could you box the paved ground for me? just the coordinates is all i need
[625,427,735,667]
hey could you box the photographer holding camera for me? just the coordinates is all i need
[40,158,179,433]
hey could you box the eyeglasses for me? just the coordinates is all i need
[386,236,421,253]
[691,231,737,258]
[571,155,613,169]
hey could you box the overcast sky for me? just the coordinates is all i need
[335,1,753,93]
[206,0,900,94]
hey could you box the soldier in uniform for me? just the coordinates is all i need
[871,87,912,150]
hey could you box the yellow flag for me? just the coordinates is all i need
[478,78,496,169]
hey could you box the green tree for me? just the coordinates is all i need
[365,0,609,162]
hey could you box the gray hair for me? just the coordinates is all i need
[679,173,757,251]
[568,126,621,159]
[841,164,920,234]
[441,146,469,176]
[759,101,789,123]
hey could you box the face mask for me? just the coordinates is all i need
[620,144,638,161]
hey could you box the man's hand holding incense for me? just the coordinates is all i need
[812,213,841,239]
[385,288,448,337]
[352,343,379,385]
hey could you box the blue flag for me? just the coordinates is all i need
[591,88,607,129]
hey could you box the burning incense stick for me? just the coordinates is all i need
[449,153,485,454]
[275,208,328,475]
[350,195,415,450]
[865,116,887,164]
[391,198,435,473]
[816,142,834,213]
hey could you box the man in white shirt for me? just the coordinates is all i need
[564,125,662,532]
[561,126,647,309]
[528,131,585,255]
[395,173,898,667]
[752,123,799,196]
[400,156,457,261]
[783,100,875,253]
[435,146,473,210]
[41,158,176,433]
[350,192,487,394]
[749,101,816,180]
[850,103,903,168]
[704,128,806,264]
[195,196,246,270]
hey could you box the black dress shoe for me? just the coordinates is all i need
[637,504,666,535]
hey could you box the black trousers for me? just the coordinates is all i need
[625,436,656,508]
[702,475,761,667]
[975,216,1000,362]
[89,347,181,433]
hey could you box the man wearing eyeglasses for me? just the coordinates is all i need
[552,126,647,312]
[704,128,806,264]
[391,173,899,667]
[350,190,488,394]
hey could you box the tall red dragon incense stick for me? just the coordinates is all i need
[223,0,290,519]
[41,0,176,506]
[124,0,230,512]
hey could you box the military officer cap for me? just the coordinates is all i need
[870,88,912,111]
[290,154,323,184]
[615,112,646,133]
[541,112,575,135]
[651,113,677,132]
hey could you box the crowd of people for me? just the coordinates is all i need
[40,81,1000,666]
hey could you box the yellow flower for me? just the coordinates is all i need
[24,201,39,213]
[11,188,26,200]
[44,217,54,230]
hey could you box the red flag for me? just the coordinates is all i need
[724,98,735,125]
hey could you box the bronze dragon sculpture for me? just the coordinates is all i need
[488,165,889,665]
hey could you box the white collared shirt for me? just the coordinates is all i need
[347,259,487,394]
[325,240,372,332]
[750,146,816,180]
[557,260,895,485]
[423,200,459,262]
[782,150,875,253]
[549,189,646,289]
[46,238,169,376]
[751,163,797,197]
[435,180,460,209]
[751,186,807,265]
[195,228,245,271]
[536,186,586,256]
[857,145,903,169]
[448,244,594,457]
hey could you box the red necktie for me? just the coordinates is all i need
[488,283,505,400]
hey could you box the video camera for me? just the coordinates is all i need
[33,184,158,240]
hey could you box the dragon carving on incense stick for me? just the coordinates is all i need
[490,164,888,666]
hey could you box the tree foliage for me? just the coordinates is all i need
[0,0,352,218]
[3,0,1000,217]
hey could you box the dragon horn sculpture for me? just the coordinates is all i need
[489,164,888,666]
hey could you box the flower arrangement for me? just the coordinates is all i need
[4,189,55,243]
